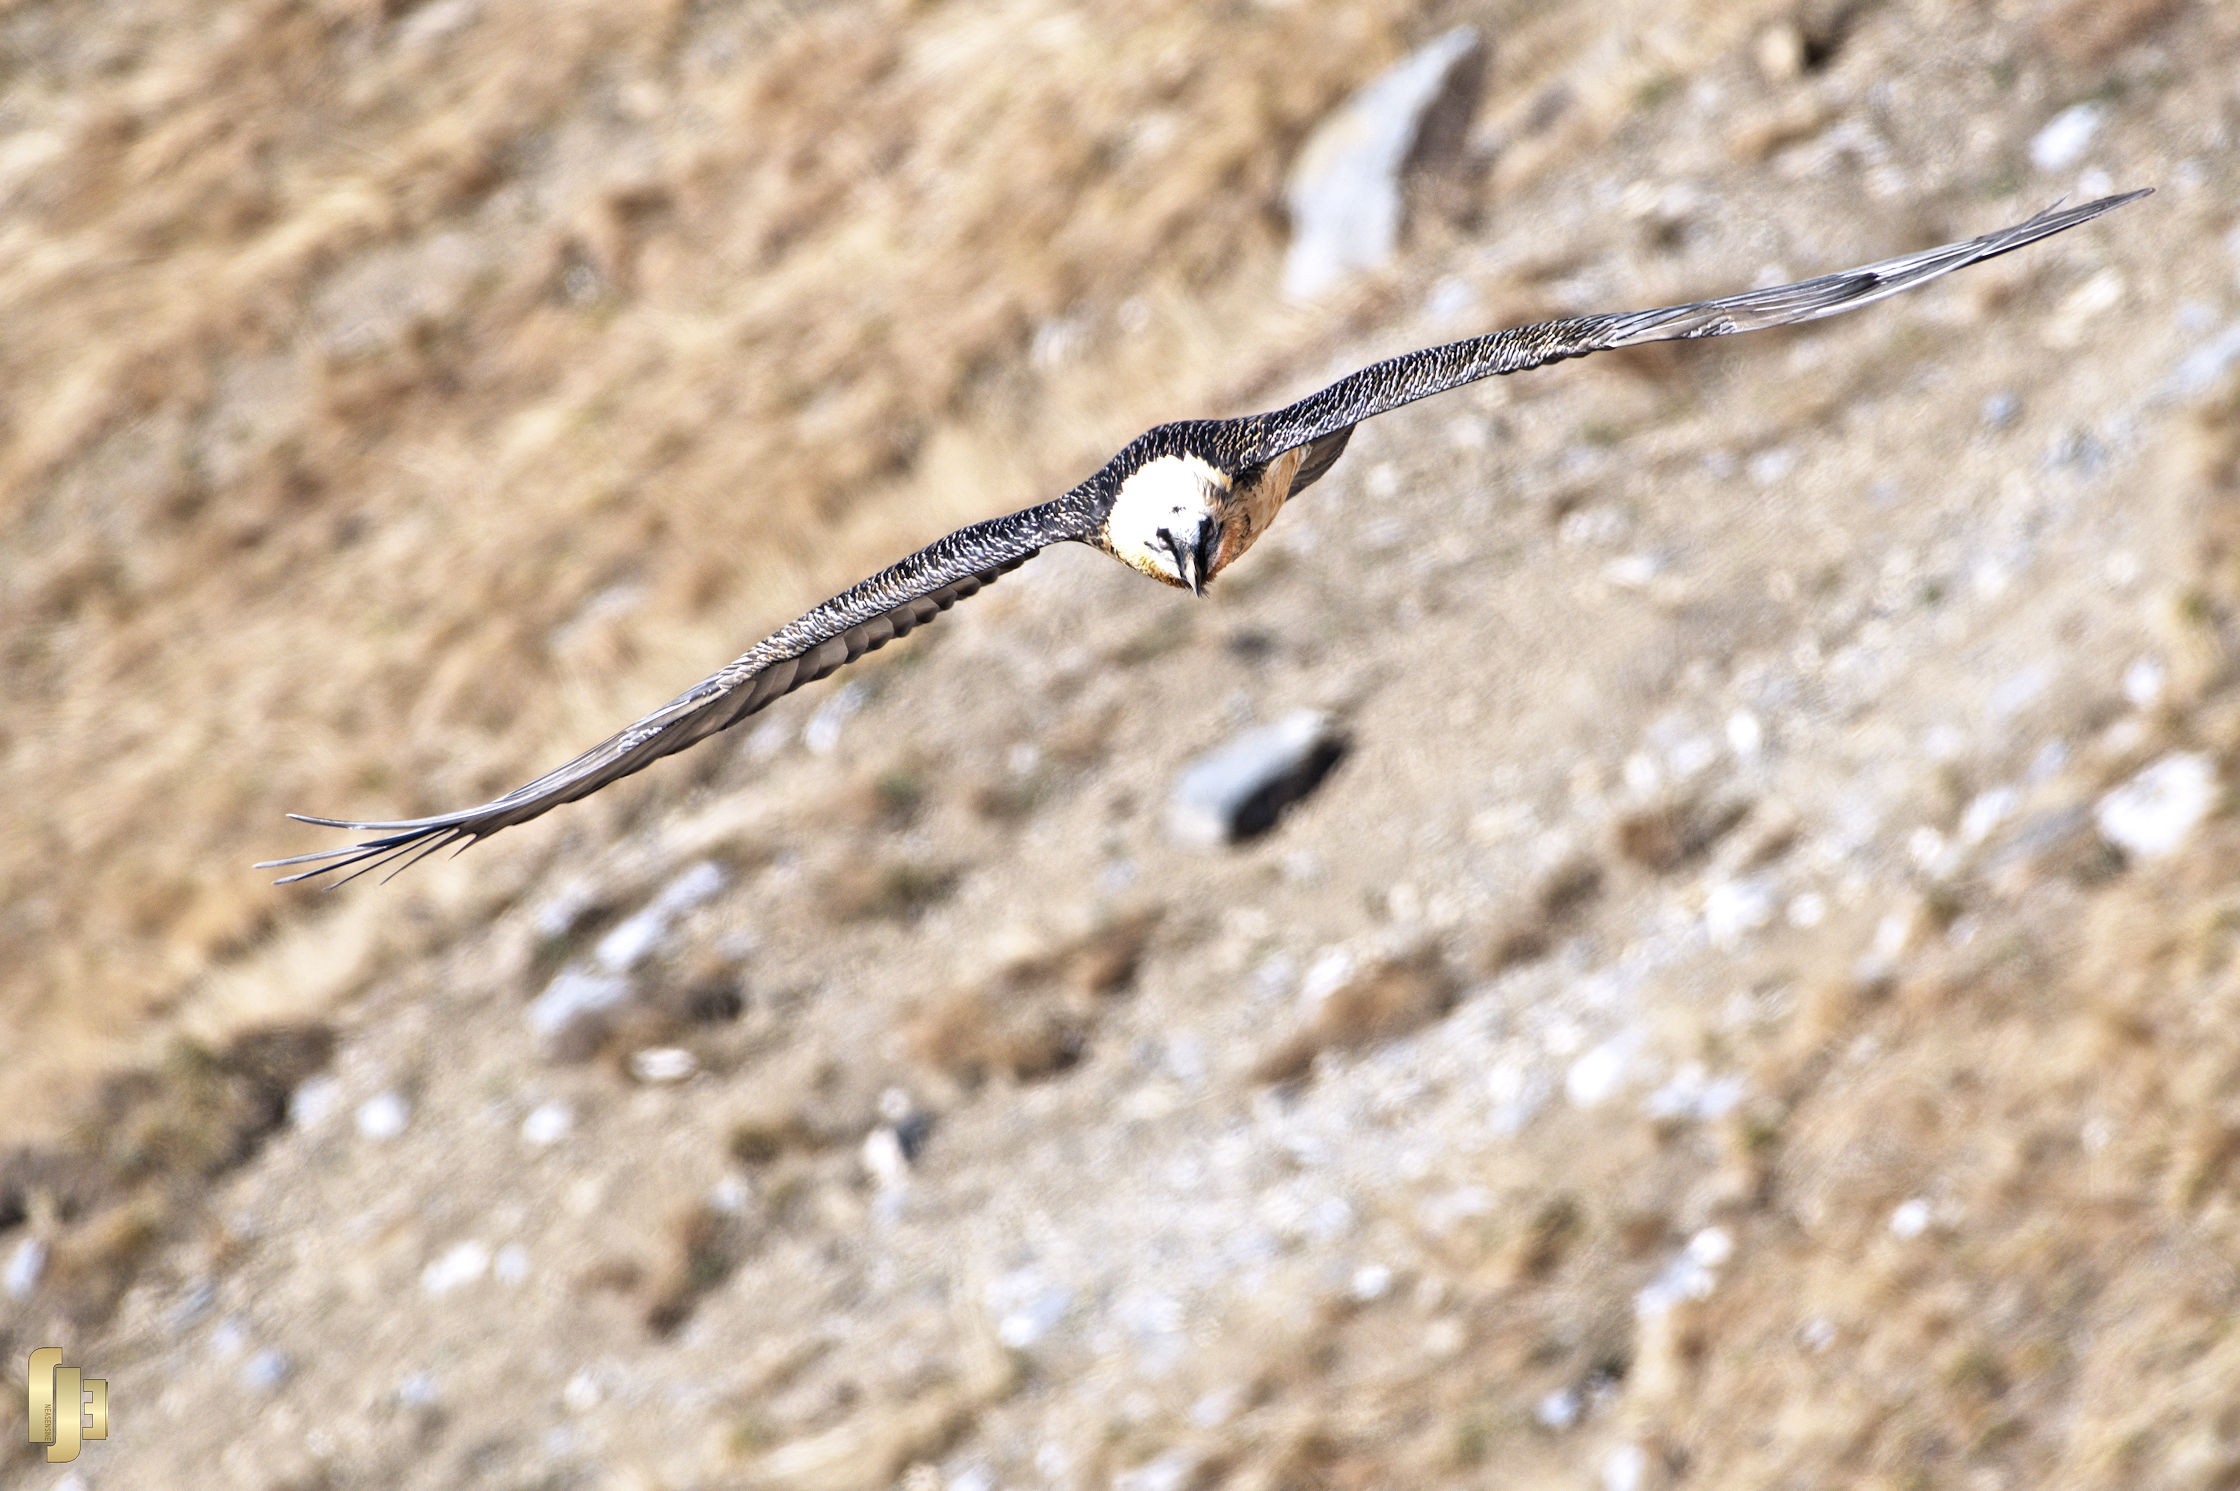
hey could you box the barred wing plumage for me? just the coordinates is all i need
[261,498,1095,885]
[1243,191,2149,461]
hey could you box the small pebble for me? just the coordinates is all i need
[1704,878,1775,950]
[1888,1198,1932,1239]
[397,1372,440,1409]
[4,1236,46,1298]
[804,682,867,756]
[1566,1039,1632,1108]
[242,1349,293,1393]
[494,1243,530,1287]
[2122,656,2166,710]
[1959,787,2018,847]
[421,1240,491,1298]
[862,1127,912,1191]
[1725,711,1764,760]
[2096,753,2217,859]
[989,1270,1073,1350]
[1536,1386,1583,1430]
[2029,102,2104,173]
[628,1047,697,1084]
[1349,1262,1394,1302]
[210,1317,251,1361]
[1604,1441,1648,1491]
[562,1369,603,1413]
[355,1092,411,1141]
[1114,1450,1199,1491]
[528,966,634,1061]
[288,1075,342,1130]
[520,1100,574,1148]
[594,860,731,973]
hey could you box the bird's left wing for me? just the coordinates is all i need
[260,496,1096,885]
[1240,189,2149,462]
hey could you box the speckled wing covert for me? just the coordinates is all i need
[261,498,1097,885]
[1240,190,2151,463]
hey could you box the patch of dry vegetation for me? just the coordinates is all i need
[0,0,1441,1128]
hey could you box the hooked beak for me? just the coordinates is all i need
[1164,515,1223,597]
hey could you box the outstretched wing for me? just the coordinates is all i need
[261,497,1096,885]
[1244,190,2150,460]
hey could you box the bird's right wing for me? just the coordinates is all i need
[1244,189,2150,461]
[260,496,1097,886]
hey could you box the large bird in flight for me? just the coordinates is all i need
[265,191,2147,885]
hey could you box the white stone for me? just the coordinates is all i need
[1959,787,2018,847]
[2123,656,2167,710]
[1726,711,1764,760]
[1115,1451,1199,1491]
[527,966,633,1060]
[4,1236,46,1298]
[1888,1198,1932,1239]
[2030,103,2105,173]
[562,1369,603,1413]
[242,1348,293,1393]
[421,1240,491,1297]
[862,1127,911,1191]
[520,1101,574,1149]
[1565,1038,1632,1108]
[494,1243,530,1287]
[1704,878,1775,949]
[1536,1387,1582,1430]
[355,1091,411,1141]
[1603,1442,1648,1491]
[1349,1262,1394,1302]
[803,681,867,756]
[988,1270,1072,1350]
[2096,752,2218,859]
[288,1075,342,1130]
[627,1047,697,1084]
[594,860,730,973]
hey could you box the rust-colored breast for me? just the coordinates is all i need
[1212,447,1304,576]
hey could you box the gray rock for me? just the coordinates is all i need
[530,860,733,1059]
[527,965,634,1062]
[354,1091,411,1141]
[242,1348,293,1393]
[2096,752,2219,860]
[3,1236,46,1298]
[2029,102,2104,174]
[1166,710,1347,846]
[594,859,730,973]
[1282,27,1485,300]
[519,1100,575,1148]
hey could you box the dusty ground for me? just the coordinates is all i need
[7,0,2240,1486]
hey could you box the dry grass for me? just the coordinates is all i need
[0,0,1436,1131]
[904,907,1158,1084]
[1253,947,1458,1084]
[0,1019,331,1325]
[10,0,2231,1484]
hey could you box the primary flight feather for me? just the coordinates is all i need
[263,190,2147,886]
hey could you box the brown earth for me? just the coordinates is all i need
[7,0,2240,1487]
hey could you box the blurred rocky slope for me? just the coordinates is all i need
[9,0,2240,1487]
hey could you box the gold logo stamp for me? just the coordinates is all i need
[26,1348,108,1464]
